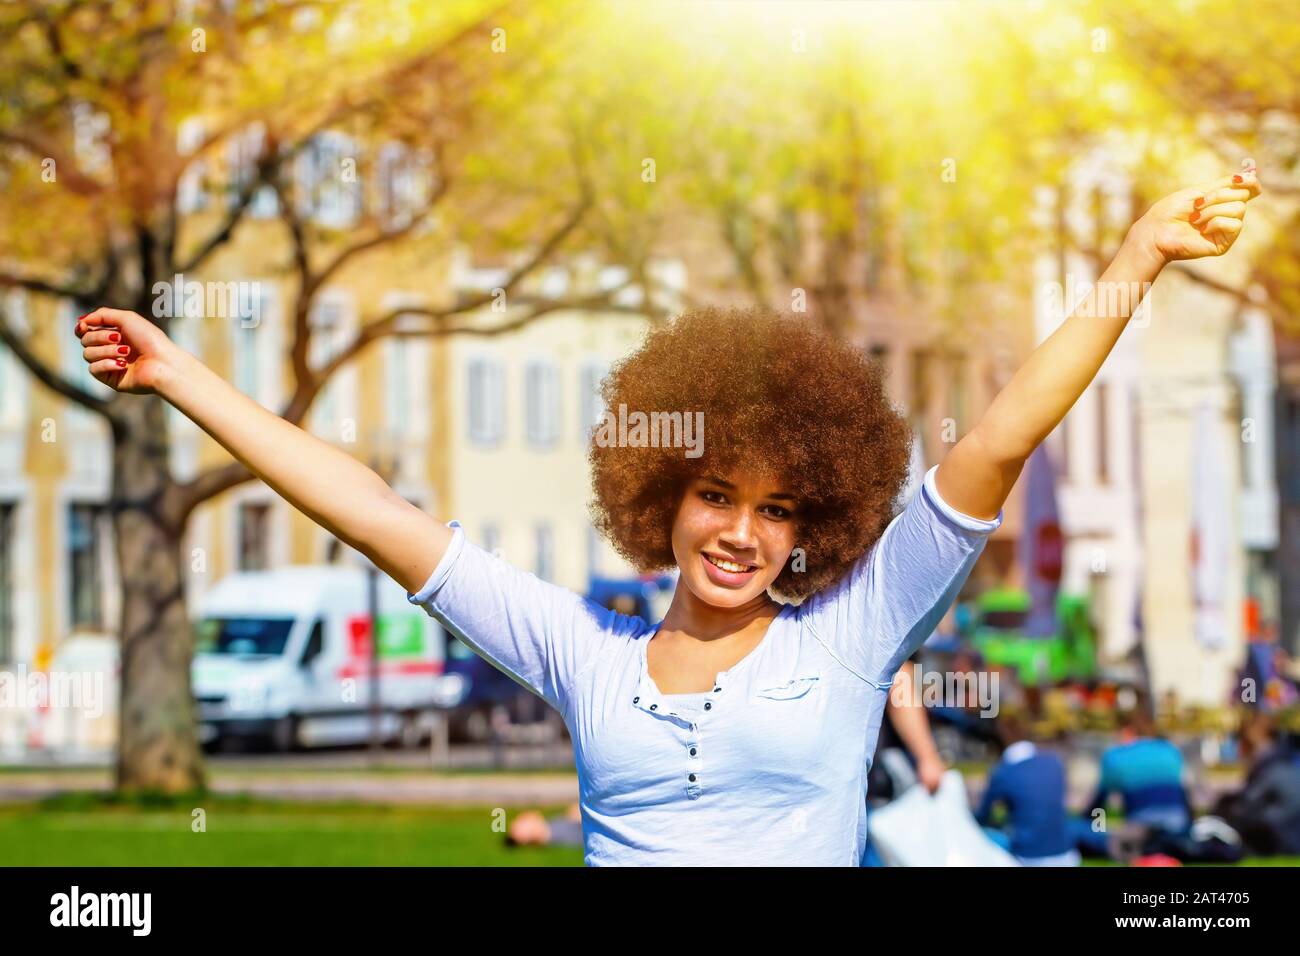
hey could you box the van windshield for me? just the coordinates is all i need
[196,617,295,657]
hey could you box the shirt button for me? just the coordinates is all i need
[703,702,712,711]
[713,686,721,692]
[650,704,658,711]
[633,696,640,704]
[688,773,697,782]
[689,747,697,756]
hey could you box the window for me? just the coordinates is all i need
[580,361,608,437]
[1096,382,1110,485]
[231,287,277,407]
[302,619,324,666]
[0,291,25,427]
[176,116,210,214]
[68,503,109,630]
[0,502,13,662]
[535,524,554,582]
[309,297,352,436]
[384,312,429,439]
[226,122,278,218]
[467,358,505,446]
[375,142,433,228]
[297,131,362,228]
[196,616,294,656]
[525,360,561,448]
[238,502,272,572]
[233,322,260,399]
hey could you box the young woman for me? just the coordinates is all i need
[75,168,1260,866]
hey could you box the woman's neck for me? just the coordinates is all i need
[659,585,782,642]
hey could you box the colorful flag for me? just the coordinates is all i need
[1022,444,1063,637]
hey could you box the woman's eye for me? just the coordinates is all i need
[762,505,792,519]
[701,490,727,504]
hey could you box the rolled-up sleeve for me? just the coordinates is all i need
[407,520,612,718]
[800,465,1002,689]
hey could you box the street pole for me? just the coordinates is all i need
[367,555,381,759]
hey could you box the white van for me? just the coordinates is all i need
[192,565,467,751]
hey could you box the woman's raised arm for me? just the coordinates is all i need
[74,306,451,594]
[936,167,1264,521]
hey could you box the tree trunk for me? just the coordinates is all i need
[111,393,205,793]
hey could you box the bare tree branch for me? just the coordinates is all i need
[0,305,113,417]
[172,279,658,522]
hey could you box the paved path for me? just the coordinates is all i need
[0,769,581,805]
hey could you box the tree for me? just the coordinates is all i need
[0,0,666,792]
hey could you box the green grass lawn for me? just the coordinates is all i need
[0,793,585,866]
[4,792,1297,866]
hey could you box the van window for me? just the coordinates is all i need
[196,617,295,656]
[301,619,324,665]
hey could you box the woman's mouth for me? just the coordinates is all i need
[701,552,759,587]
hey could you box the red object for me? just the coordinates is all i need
[348,615,371,658]
[336,659,442,679]
[109,332,120,342]
[1233,175,1243,183]
[1132,854,1181,867]
[1033,522,1064,584]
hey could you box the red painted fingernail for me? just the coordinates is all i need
[1233,175,1242,183]
[1189,211,1200,222]
[109,332,120,342]
[117,345,129,355]
[116,358,125,367]
[1194,197,1204,208]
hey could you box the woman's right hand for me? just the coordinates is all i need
[74,307,185,395]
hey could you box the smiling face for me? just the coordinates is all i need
[670,469,799,609]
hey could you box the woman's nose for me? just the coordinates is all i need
[720,510,758,549]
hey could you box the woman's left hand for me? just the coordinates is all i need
[1131,164,1263,265]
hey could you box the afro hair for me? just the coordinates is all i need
[587,305,914,601]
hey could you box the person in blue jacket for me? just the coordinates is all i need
[976,712,1079,865]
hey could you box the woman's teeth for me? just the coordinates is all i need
[705,554,754,573]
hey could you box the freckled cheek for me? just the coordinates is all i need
[759,531,796,579]
[670,507,716,562]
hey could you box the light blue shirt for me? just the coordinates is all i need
[407,465,1001,865]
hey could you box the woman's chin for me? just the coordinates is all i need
[685,572,767,609]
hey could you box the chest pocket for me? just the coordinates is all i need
[754,672,820,701]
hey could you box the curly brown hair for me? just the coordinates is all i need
[587,305,914,601]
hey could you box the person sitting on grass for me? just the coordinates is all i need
[73,166,1261,865]
[505,804,585,849]
[1213,709,1300,857]
[975,711,1080,866]
[1088,705,1194,836]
